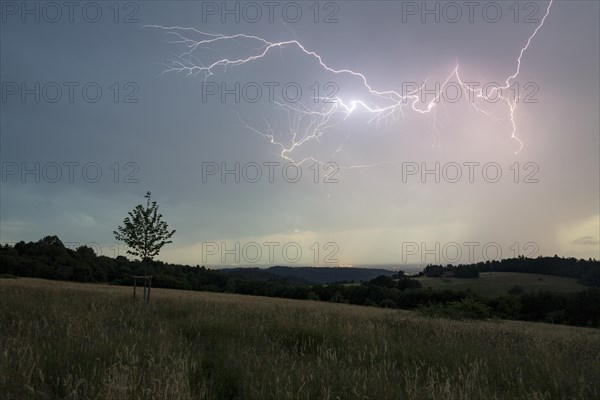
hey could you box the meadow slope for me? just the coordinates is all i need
[1,278,599,400]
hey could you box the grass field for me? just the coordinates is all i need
[1,278,599,399]
[415,272,586,297]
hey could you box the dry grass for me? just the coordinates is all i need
[1,278,599,399]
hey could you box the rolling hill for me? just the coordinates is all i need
[221,266,396,285]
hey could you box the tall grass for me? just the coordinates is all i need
[1,278,599,399]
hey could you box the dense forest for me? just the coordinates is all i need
[1,236,599,327]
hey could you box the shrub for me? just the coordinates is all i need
[380,299,397,308]
[419,298,490,320]
[397,277,422,290]
[449,298,490,319]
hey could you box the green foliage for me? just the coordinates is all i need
[419,298,490,320]
[331,290,345,303]
[114,191,175,262]
[451,297,490,319]
[397,277,422,290]
[368,275,396,288]
[423,264,445,277]
[380,298,397,308]
[494,296,522,318]
[455,264,480,278]
[306,291,319,301]
[423,264,479,278]
[363,298,378,307]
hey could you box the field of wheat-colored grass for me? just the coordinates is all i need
[1,278,599,399]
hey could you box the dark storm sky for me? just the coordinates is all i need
[1,1,598,265]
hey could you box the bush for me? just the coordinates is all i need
[494,296,522,319]
[419,298,490,320]
[306,291,319,301]
[369,275,396,288]
[397,277,422,290]
[450,298,490,319]
[363,298,378,307]
[380,299,397,308]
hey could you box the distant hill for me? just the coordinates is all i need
[222,266,396,285]
[219,267,293,283]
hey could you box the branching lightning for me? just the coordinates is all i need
[146,0,553,165]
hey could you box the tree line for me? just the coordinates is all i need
[421,256,600,285]
[1,236,599,327]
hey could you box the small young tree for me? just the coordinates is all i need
[114,191,176,275]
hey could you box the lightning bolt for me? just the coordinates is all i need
[146,0,553,165]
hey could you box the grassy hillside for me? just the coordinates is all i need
[416,272,586,297]
[1,278,599,399]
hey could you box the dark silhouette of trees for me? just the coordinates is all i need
[368,275,396,288]
[423,257,598,283]
[1,236,599,327]
[397,277,422,290]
